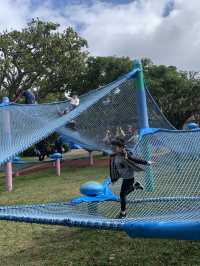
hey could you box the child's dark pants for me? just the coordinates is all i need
[120,178,135,212]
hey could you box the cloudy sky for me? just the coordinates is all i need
[0,0,199,70]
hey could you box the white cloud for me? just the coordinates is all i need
[0,0,200,70]
[64,0,200,70]
[0,0,72,32]
[0,0,31,31]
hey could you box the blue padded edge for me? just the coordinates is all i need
[1,198,200,239]
[139,127,200,138]
[126,68,141,79]
[1,214,200,239]
[0,102,10,107]
[49,153,62,159]
[123,220,200,240]
[0,215,123,231]
[139,128,160,138]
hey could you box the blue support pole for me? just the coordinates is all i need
[133,60,154,191]
[2,97,13,192]
[133,60,149,130]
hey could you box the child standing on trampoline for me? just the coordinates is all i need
[110,137,151,219]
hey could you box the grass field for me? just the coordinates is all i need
[0,162,200,266]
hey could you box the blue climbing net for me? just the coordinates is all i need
[0,69,172,165]
[0,69,199,240]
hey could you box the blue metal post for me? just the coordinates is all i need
[133,60,149,130]
[133,60,154,191]
[2,97,13,192]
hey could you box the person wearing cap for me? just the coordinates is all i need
[22,89,36,104]
[110,137,151,219]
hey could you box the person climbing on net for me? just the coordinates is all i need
[58,91,80,116]
[13,89,36,104]
[109,137,153,219]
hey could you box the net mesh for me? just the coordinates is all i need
[110,129,200,221]
[58,79,173,151]
[0,70,172,165]
[1,129,199,225]
[0,71,131,165]
[1,69,198,233]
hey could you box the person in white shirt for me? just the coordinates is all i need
[66,94,80,111]
[59,92,80,116]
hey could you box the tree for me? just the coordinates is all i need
[80,56,200,128]
[0,19,88,102]
[1,18,199,129]
[81,56,132,94]
[142,58,200,128]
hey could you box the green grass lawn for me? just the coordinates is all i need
[0,163,200,266]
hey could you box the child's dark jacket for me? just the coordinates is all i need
[110,151,149,183]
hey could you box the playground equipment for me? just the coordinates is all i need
[0,153,63,180]
[186,122,199,130]
[60,134,94,165]
[0,60,200,240]
[80,181,104,196]
[49,153,62,176]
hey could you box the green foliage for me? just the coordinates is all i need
[82,56,132,94]
[1,18,200,128]
[0,19,88,101]
[142,58,200,128]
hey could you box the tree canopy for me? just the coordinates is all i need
[0,19,88,101]
[0,19,200,128]
[82,56,132,93]
[143,58,200,128]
